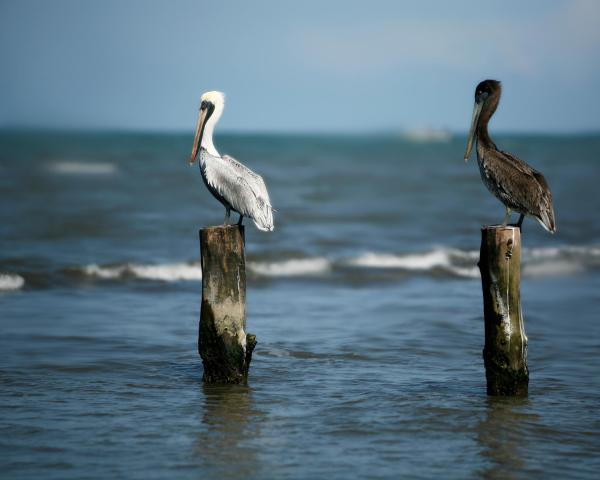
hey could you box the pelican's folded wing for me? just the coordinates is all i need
[204,154,274,231]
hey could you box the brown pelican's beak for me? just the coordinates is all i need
[189,107,209,166]
[464,100,483,162]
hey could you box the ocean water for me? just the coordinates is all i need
[1,130,599,478]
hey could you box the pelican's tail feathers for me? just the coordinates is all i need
[536,207,556,234]
[252,204,274,232]
[253,221,274,232]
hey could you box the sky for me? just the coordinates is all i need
[1,0,599,133]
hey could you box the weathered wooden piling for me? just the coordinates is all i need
[478,226,529,396]
[199,225,256,384]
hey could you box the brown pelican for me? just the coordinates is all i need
[464,80,556,233]
[189,91,274,231]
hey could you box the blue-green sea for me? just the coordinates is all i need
[1,130,599,478]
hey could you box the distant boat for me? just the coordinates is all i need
[401,128,453,143]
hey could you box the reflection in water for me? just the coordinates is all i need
[194,384,264,479]
[476,397,539,479]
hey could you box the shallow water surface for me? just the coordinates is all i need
[1,131,599,478]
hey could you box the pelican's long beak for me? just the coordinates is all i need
[189,108,209,166]
[464,100,483,162]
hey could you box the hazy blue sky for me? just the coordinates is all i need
[1,0,599,132]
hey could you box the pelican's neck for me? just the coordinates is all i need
[476,92,500,150]
[201,116,220,157]
[476,121,492,149]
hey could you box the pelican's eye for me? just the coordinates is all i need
[200,101,207,110]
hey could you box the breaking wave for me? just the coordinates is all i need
[0,272,25,291]
[249,258,331,277]
[347,248,480,278]
[347,245,600,279]
[80,263,203,282]
[73,258,331,282]
[6,245,599,287]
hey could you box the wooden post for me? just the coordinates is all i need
[199,225,256,384]
[478,226,529,396]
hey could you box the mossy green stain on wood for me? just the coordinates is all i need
[199,225,255,384]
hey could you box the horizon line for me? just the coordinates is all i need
[1,125,599,137]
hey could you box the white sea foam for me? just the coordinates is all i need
[0,273,25,291]
[81,258,331,282]
[523,260,585,277]
[446,265,481,278]
[248,258,331,277]
[50,161,117,175]
[520,246,600,277]
[128,264,202,281]
[345,245,600,279]
[82,263,202,282]
[524,245,600,260]
[347,248,479,277]
[349,250,453,270]
[74,244,600,283]
[525,247,562,259]
[82,264,122,279]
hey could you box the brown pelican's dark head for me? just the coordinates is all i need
[189,91,225,164]
[464,80,501,162]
